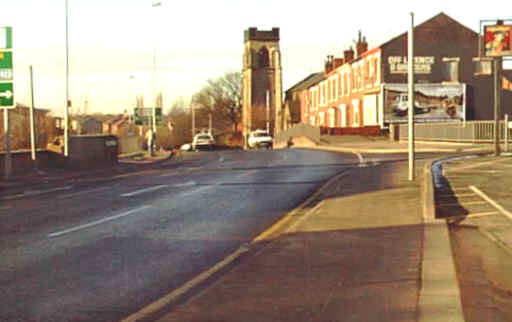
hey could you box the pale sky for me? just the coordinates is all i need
[3,0,511,116]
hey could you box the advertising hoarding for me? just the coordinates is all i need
[383,83,466,123]
[484,24,512,57]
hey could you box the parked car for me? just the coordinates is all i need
[180,143,192,151]
[248,130,273,149]
[392,93,433,116]
[192,133,215,151]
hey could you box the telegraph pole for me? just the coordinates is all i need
[493,56,502,156]
[29,66,37,161]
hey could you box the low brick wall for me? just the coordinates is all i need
[1,135,120,174]
[0,150,57,174]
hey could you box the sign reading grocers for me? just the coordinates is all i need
[484,24,512,57]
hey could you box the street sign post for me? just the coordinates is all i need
[1,26,13,180]
[0,26,13,109]
[134,107,162,126]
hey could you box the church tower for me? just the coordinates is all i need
[242,27,283,145]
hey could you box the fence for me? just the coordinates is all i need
[397,121,512,143]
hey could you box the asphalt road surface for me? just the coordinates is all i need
[0,148,435,321]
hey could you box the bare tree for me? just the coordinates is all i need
[192,72,242,136]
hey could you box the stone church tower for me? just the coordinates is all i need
[242,27,283,145]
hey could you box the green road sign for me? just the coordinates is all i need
[0,82,14,108]
[0,51,13,80]
[0,51,12,68]
[0,27,12,49]
[134,107,162,126]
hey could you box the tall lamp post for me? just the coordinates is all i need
[151,1,161,135]
[64,0,70,156]
[408,12,415,181]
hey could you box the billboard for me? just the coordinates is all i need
[383,83,466,123]
[484,24,512,57]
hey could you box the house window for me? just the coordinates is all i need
[442,57,460,83]
[319,112,325,126]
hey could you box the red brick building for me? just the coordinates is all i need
[285,13,512,134]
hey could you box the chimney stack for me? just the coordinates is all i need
[333,58,344,69]
[324,55,334,73]
[344,48,354,63]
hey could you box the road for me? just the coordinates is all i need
[0,148,435,321]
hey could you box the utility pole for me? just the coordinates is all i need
[266,90,270,133]
[493,56,502,156]
[191,104,195,139]
[29,66,37,161]
[208,113,212,134]
[3,107,10,180]
[408,12,415,181]
[151,1,161,135]
[64,0,70,157]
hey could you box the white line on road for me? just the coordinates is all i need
[171,181,197,187]
[57,186,113,199]
[121,185,168,197]
[3,185,73,200]
[48,205,152,238]
[469,185,512,220]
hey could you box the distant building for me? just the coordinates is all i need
[103,116,136,138]
[0,104,55,150]
[284,12,512,134]
[81,117,102,134]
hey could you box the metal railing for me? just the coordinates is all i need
[397,121,512,143]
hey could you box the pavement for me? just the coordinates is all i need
[4,138,512,321]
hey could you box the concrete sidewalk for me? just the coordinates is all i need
[128,154,464,322]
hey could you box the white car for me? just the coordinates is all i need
[248,130,273,149]
[192,133,215,151]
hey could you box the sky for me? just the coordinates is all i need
[3,0,512,116]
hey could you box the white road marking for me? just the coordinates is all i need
[57,186,113,199]
[3,186,73,200]
[170,181,196,187]
[466,211,500,218]
[159,171,180,177]
[469,185,512,220]
[48,205,152,238]
[121,185,168,197]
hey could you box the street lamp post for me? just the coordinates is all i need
[408,12,415,181]
[151,1,161,136]
[64,0,70,157]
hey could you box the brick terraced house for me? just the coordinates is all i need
[285,12,512,134]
